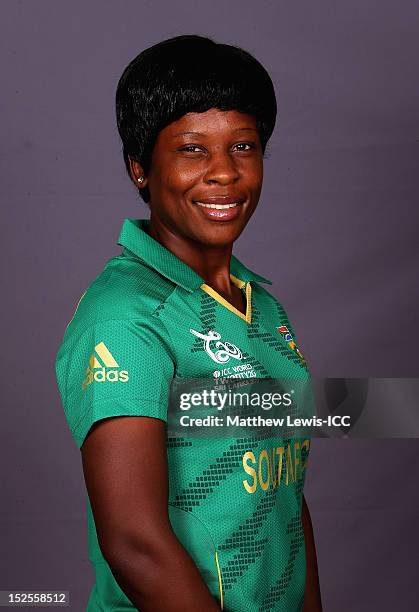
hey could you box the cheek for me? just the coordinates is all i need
[157,161,202,196]
[243,160,263,191]
[172,162,203,191]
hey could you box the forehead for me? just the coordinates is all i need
[163,108,258,137]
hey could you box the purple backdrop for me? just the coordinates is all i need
[1,1,419,610]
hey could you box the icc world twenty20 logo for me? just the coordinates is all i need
[190,329,243,364]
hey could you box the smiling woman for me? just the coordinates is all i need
[55,34,322,612]
[132,109,262,241]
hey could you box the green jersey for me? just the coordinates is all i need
[55,218,311,612]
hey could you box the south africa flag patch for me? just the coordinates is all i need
[277,325,306,366]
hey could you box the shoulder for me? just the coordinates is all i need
[61,250,176,342]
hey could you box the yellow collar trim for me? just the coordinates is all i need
[200,274,252,324]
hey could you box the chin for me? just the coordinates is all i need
[195,225,244,247]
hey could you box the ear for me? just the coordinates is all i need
[128,156,148,188]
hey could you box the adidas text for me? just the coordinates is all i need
[82,367,129,390]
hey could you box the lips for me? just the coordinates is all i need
[192,197,245,221]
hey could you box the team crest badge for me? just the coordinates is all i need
[277,325,306,366]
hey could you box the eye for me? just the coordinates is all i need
[233,142,255,152]
[179,145,204,153]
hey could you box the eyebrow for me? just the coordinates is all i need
[172,127,258,137]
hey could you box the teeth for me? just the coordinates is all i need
[195,202,238,209]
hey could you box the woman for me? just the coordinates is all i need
[56,35,322,611]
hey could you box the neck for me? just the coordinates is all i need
[146,215,234,294]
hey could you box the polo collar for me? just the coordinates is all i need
[117,218,272,292]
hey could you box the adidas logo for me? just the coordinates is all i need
[82,342,129,390]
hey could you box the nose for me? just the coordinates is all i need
[203,150,240,185]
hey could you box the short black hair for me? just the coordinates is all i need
[115,34,277,203]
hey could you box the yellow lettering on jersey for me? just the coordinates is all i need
[242,451,257,493]
[242,440,310,494]
[294,442,301,481]
[276,446,285,489]
[258,450,270,491]
[300,439,310,470]
[286,444,295,485]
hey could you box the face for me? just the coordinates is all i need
[131,108,264,247]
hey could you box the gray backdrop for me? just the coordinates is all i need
[1,0,418,610]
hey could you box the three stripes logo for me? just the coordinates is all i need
[82,342,129,390]
[277,325,306,366]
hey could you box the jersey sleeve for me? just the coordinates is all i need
[55,318,175,449]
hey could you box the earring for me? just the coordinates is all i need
[137,176,144,184]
